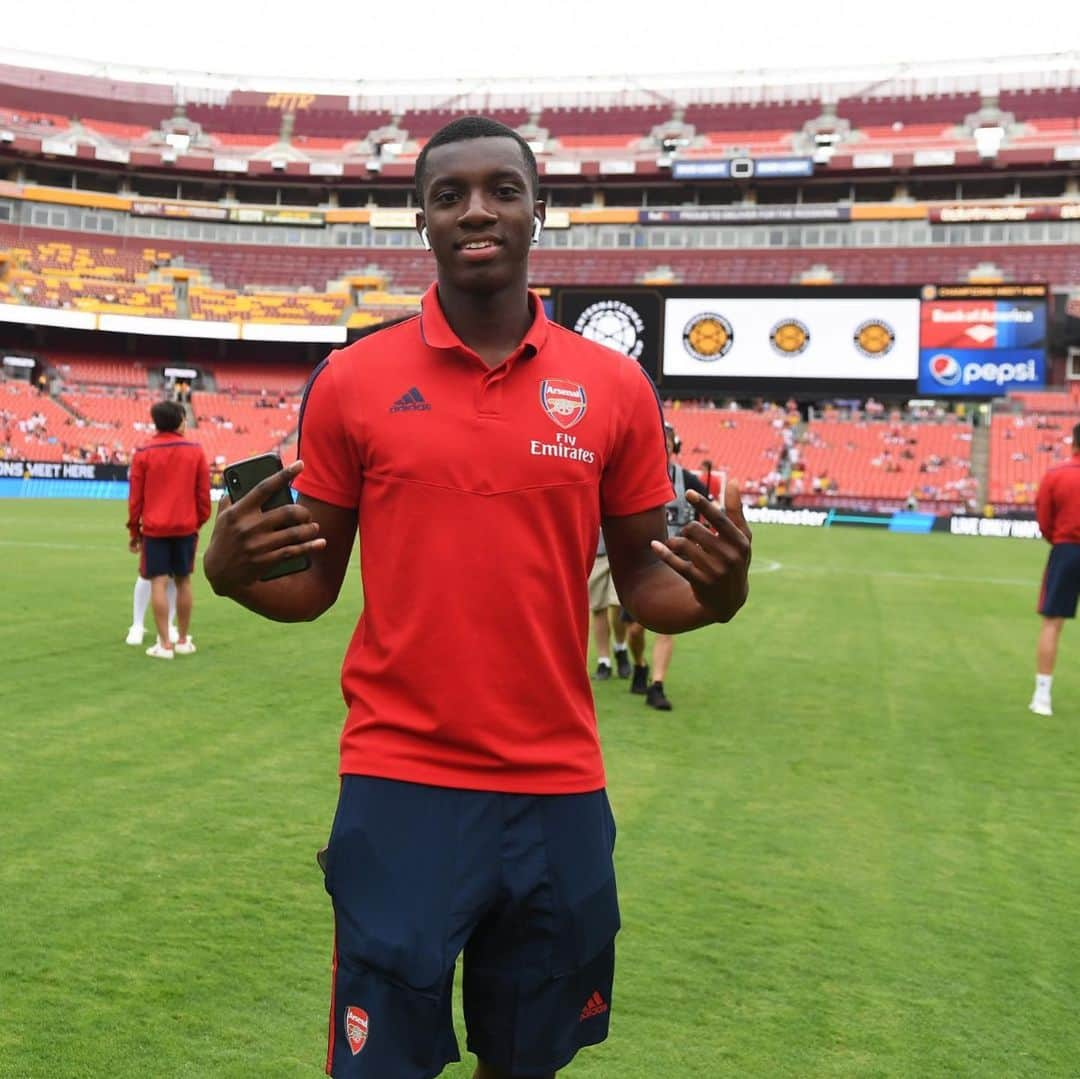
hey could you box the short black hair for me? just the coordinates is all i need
[151,400,185,433]
[414,115,539,206]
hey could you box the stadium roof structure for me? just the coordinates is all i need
[0,47,1077,112]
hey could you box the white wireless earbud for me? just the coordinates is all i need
[420,227,431,251]
[531,217,543,245]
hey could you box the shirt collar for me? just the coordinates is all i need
[419,282,550,361]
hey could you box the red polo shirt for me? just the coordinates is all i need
[1036,453,1080,544]
[127,431,211,540]
[294,285,673,793]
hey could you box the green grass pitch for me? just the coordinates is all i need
[2,499,1079,1078]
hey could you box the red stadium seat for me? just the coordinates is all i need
[990,413,1075,506]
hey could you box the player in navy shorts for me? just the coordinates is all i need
[127,400,210,660]
[204,116,753,1078]
[323,778,618,1076]
[1031,423,1080,716]
[141,534,197,578]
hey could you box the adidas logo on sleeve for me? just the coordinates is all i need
[389,387,432,413]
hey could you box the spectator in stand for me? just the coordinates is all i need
[126,401,211,660]
[1030,422,1080,716]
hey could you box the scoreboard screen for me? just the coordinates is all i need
[661,296,919,381]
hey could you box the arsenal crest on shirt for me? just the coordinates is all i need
[345,1006,369,1055]
[539,379,587,430]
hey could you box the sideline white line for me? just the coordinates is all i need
[752,559,783,574]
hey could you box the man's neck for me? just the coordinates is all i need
[435,276,532,369]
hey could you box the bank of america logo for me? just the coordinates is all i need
[389,387,432,413]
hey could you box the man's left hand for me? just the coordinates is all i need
[128,536,141,554]
[649,485,752,623]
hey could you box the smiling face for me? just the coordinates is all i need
[416,136,543,296]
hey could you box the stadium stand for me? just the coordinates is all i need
[188,287,347,324]
[14,240,169,280]
[6,273,178,316]
[2,56,1076,169]
[796,418,975,507]
[990,412,1075,506]
[1,54,1078,515]
[57,387,161,434]
[662,405,787,497]
[208,363,312,394]
[187,391,300,463]
[1008,390,1080,414]
[2,378,305,464]
[0,377,77,462]
[4,240,1053,296]
[683,102,819,133]
[836,93,982,128]
[50,354,151,387]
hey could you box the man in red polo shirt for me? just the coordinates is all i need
[1030,421,1080,715]
[127,400,210,659]
[204,116,752,1079]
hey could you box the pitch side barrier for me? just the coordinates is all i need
[0,458,129,499]
[0,459,237,503]
[0,462,1044,540]
[744,505,1042,539]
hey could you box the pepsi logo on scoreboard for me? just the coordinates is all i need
[917,297,1046,395]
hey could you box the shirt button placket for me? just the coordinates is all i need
[477,368,508,418]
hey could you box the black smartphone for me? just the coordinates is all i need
[222,452,311,581]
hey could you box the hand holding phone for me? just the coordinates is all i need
[204,454,322,593]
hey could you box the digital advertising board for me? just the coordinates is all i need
[917,284,1048,396]
[551,283,1050,399]
[661,296,919,380]
[554,289,663,367]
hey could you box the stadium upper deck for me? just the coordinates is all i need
[0,51,1076,348]
[0,51,1077,181]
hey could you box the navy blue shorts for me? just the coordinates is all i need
[323,776,619,1079]
[140,534,196,579]
[1038,543,1080,618]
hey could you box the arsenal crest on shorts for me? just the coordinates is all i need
[539,379,587,430]
[344,1006,369,1055]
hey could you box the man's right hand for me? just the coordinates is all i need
[203,460,327,596]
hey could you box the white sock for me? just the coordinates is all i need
[167,578,177,628]
[133,576,151,629]
[1035,674,1053,699]
[613,643,628,654]
[597,656,612,668]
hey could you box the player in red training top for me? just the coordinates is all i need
[204,116,752,1079]
[1030,421,1080,715]
[127,400,210,660]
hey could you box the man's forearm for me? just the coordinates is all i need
[620,563,718,634]
[217,571,334,623]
